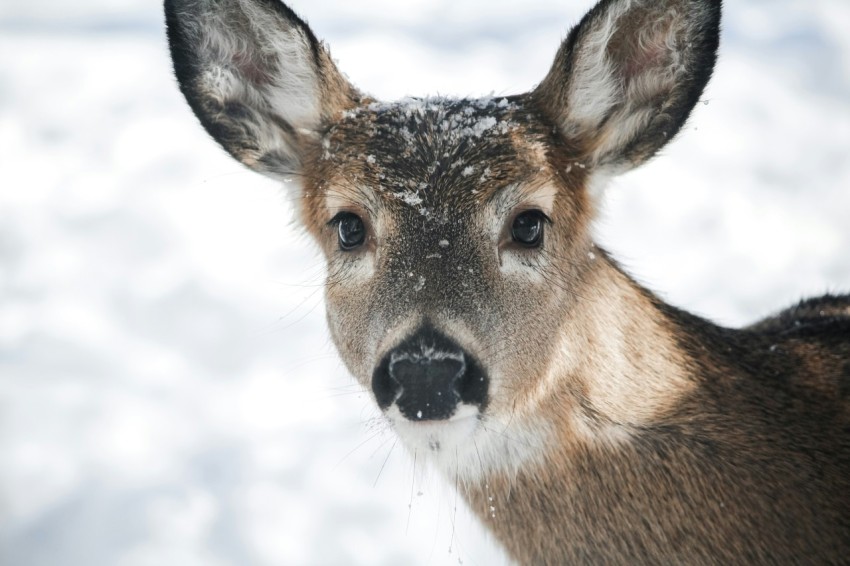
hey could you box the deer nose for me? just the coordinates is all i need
[371,326,488,421]
[388,352,465,420]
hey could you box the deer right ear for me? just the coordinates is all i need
[164,0,361,179]
[533,0,721,175]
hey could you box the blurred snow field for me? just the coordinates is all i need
[1,0,849,564]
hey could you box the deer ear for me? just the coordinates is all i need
[165,0,361,179]
[533,0,721,174]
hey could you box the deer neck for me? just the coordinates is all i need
[457,252,710,561]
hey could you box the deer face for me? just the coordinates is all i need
[166,0,719,469]
[304,98,592,454]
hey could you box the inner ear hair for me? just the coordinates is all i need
[165,0,361,179]
[532,0,721,173]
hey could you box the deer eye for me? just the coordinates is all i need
[333,212,366,250]
[511,210,546,247]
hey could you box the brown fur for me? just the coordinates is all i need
[462,258,850,563]
[166,0,850,563]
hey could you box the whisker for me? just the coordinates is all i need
[333,428,387,470]
[372,438,398,488]
[449,447,459,555]
[406,450,417,535]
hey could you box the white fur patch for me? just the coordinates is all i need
[386,405,551,482]
[332,251,375,282]
[585,168,614,205]
[498,252,547,281]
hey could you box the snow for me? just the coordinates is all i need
[396,190,424,207]
[1,0,849,565]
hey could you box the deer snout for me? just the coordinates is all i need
[371,327,488,421]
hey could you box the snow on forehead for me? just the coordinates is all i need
[360,95,516,116]
[325,96,529,216]
[342,95,520,141]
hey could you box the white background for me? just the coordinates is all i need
[1,0,849,564]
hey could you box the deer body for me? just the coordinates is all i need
[165,0,850,562]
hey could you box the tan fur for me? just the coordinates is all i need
[167,0,849,562]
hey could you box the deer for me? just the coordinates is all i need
[164,0,850,562]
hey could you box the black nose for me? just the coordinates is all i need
[372,326,488,421]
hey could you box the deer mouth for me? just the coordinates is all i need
[387,404,481,453]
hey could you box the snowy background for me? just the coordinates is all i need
[1,0,848,564]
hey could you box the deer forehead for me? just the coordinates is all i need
[310,97,572,223]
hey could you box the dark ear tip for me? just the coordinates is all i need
[163,0,191,26]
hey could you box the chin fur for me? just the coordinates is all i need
[386,404,550,482]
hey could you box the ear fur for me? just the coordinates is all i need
[164,0,361,178]
[533,0,721,174]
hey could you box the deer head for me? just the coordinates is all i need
[165,0,721,472]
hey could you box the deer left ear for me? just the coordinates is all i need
[165,0,362,179]
[533,0,721,174]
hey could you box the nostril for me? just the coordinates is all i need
[371,357,401,411]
